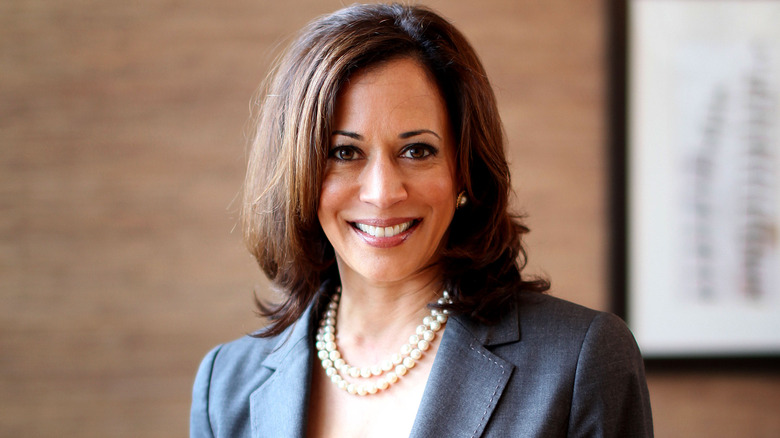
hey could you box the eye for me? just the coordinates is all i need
[329,146,360,161]
[401,144,436,159]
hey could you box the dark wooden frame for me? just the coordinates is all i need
[606,0,780,363]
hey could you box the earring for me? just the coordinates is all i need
[456,191,468,209]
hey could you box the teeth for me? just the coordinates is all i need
[355,221,414,238]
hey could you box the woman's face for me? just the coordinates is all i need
[318,57,458,286]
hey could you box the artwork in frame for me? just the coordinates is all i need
[612,0,780,358]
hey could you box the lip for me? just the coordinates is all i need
[349,217,420,248]
[350,217,418,227]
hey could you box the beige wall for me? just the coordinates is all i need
[1,0,778,436]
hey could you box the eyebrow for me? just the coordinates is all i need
[332,129,441,140]
[399,129,441,140]
[332,130,363,140]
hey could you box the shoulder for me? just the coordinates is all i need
[192,318,313,400]
[453,292,643,377]
[195,334,279,387]
[517,292,614,327]
[192,334,277,394]
[452,293,652,436]
[510,292,635,350]
[190,298,321,437]
[190,332,292,438]
[514,293,645,381]
[473,292,648,401]
[504,293,653,436]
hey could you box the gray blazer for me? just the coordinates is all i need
[191,292,653,437]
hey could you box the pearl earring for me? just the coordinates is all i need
[456,191,468,209]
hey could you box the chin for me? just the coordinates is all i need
[348,258,439,286]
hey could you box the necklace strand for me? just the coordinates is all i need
[315,288,452,396]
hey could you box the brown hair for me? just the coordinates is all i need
[243,3,549,337]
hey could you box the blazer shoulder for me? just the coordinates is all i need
[196,331,292,391]
[499,292,642,370]
[445,293,651,437]
[214,333,280,364]
[517,292,612,334]
[507,293,652,436]
[531,294,639,353]
[190,333,291,438]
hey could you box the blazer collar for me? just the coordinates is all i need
[409,302,519,438]
[451,298,520,347]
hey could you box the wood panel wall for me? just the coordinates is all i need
[2,0,778,436]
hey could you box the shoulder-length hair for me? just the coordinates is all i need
[243,3,549,337]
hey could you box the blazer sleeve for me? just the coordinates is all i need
[190,345,221,438]
[567,312,654,437]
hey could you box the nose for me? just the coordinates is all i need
[359,155,408,208]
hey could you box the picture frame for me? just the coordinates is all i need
[609,0,780,359]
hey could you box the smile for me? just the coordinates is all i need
[352,220,418,238]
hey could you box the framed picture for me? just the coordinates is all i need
[610,0,780,358]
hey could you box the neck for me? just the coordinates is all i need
[333,268,443,363]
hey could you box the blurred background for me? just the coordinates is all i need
[1,0,778,436]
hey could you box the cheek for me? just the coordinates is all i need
[416,172,457,216]
[318,172,350,220]
[318,180,335,221]
[435,162,458,199]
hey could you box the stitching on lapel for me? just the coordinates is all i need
[469,341,506,438]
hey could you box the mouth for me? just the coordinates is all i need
[351,219,420,238]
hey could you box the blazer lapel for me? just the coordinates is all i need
[410,305,519,438]
[245,292,520,438]
[249,305,316,438]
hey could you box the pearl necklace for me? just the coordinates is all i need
[315,288,452,396]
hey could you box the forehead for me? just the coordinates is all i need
[345,56,437,89]
[333,57,450,130]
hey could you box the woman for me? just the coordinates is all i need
[191,4,653,437]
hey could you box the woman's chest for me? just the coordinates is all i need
[306,356,434,438]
